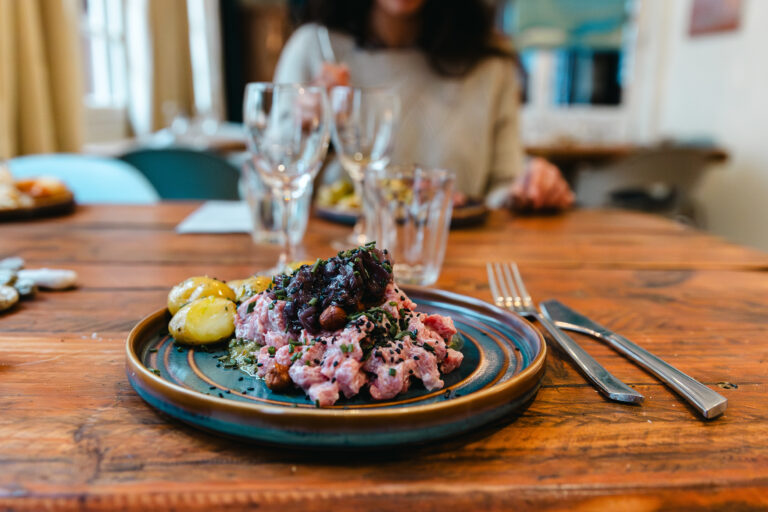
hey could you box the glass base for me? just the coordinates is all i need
[251,245,308,277]
[254,265,283,278]
[330,231,369,251]
[330,215,368,250]
[255,260,300,277]
[393,263,439,287]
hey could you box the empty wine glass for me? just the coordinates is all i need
[329,86,399,248]
[243,83,330,273]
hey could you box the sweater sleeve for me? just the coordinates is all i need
[273,24,323,84]
[485,62,526,207]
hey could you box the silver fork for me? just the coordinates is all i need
[487,262,644,404]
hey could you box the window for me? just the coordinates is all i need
[496,0,632,108]
[495,0,636,145]
[80,0,128,109]
[552,49,623,106]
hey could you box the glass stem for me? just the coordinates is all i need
[351,173,366,244]
[278,189,294,270]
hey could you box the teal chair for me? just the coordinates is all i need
[119,148,240,200]
[9,154,160,203]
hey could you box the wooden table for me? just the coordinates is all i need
[2,204,768,511]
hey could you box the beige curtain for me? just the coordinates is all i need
[147,0,195,132]
[0,0,84,159]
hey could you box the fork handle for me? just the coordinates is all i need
[535,313,644,404]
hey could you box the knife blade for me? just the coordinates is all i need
[540,299,728,419]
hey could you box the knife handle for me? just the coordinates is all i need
[534,314,644,404]
[603,333,727,419]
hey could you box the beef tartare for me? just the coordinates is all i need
[223,243,463,407]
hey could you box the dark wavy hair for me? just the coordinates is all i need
[294,0,514,77]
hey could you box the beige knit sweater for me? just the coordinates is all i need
[273,23,524,200]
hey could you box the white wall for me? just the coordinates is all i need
[645,0,768,250]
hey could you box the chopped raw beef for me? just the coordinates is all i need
[228,245,463,406]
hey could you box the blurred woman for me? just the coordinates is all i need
[274,0,573,210]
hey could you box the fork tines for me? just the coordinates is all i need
[487,262,533,311]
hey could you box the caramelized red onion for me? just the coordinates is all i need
[267,244,393,335]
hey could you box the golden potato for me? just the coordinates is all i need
[0,285,19,312]
[169,296,236,345]
[227,275,272,302]
[336,194,361,210]
[167,276,235,315]
[316,180,354,207]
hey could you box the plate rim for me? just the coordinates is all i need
[125,285,546,426]
[313,203,489,228]
[0,193,75,221]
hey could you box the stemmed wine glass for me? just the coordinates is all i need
[329,86,399,248]
[243,83,330,273]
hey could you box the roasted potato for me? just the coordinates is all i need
[169,296,236,345]
[336,193,360,210]
[319,305,347,330]
[264,362,292,391]
[0,285,19,312]
[316,180,354,207]
[227,276,272,302]
[167,276,235,315]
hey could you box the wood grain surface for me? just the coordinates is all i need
[1,204,767,511]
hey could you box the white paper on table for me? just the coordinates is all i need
[175,200,252,234]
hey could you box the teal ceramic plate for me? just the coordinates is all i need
[315,202,489,229]
[125,286,546,449]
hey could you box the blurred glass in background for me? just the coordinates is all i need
[3,0,766,251]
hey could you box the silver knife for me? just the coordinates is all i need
[540,299,728,419]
